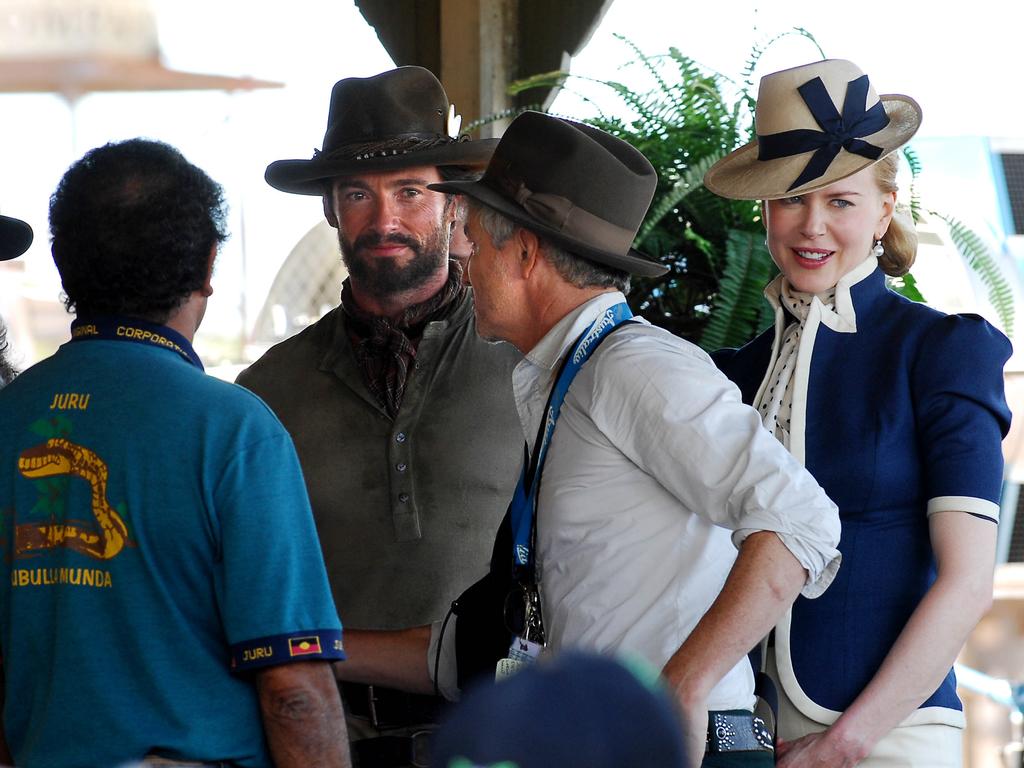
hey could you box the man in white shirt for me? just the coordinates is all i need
[426,111,842,768]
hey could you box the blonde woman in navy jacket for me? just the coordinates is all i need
[705,60,1012,767]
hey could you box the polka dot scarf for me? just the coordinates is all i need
[757,282,837,449]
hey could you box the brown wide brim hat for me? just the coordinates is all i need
[265,66,498,196]
[430,111,668,278]
[0,214,32,261]
[704,59,922,201]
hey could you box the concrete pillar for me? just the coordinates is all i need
[439,0,517,138]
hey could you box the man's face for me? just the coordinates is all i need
[464,207,521,346]
[326,165,454,297]
[447,197,472,283]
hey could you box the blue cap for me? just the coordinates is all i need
[432,651,687,768]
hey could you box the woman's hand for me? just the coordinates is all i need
[776,729,865,768]
[779,512,996,764]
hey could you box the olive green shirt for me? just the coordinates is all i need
[237,290,523,629]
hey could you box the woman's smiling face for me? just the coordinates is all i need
[764,165,897,294]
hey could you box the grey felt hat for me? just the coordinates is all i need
[429,111,667,277]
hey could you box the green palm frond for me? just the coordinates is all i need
[699,230,776,350]
[741,27,825,88]
[636,154,720,246]
[465,105,534,133]
[931,212,1016,334]
[614,34,674,101]
[504,70,569,95]
[887,273,926,303]
[901,146,923,224]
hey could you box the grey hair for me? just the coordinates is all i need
[467,200,630,292]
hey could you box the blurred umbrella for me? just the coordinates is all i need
[0,0,281,99]
[0,0,282,362]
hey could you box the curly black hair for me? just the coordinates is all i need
[49,138,229,322]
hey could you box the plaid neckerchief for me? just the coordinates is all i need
[341,260,466,418]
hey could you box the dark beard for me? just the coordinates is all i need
[0,319,16,387]
[339,224,449,297]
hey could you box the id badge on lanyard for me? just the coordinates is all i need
[496,584,545,680]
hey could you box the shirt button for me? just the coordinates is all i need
[395,432,407,443]
[398,493,410,503]
[396,462,407,472]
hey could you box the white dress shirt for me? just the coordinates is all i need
[516,291,841,711]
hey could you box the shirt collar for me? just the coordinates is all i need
[764,254,878,332]
[523,291,628,372]
[512,291,627,448]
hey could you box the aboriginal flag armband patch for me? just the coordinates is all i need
[230,629,346,673]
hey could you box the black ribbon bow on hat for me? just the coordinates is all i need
[757,75,891,192]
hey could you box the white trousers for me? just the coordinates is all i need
[767,650,962,767]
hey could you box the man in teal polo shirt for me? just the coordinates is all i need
[0,139,349,767]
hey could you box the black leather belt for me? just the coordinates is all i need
[351,732,432,768]
[705,710,774,754]
[340,682,447,729]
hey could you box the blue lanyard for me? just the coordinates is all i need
[69,316,205,371]
[510,301,634,574]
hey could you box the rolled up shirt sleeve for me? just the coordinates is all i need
[585,328,842,597]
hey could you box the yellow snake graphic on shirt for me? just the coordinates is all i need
[15,438,129,560]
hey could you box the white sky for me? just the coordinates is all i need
[565,0,1022,140]
[0,0,1021,364]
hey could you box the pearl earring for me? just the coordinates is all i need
[872,239,885,259]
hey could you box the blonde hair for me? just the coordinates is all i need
[873,153,917,276]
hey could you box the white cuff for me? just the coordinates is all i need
[927,496,999,522]
[428,617,461,702]
[732,528,842,599]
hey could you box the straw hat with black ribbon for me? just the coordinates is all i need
[428,110,668,278]
[704,59,922,201]
[265,66,498,196]
[0,214,32,261]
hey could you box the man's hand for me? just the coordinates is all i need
[673,692,708,768]
[662,531,806,766]
[332,627,434,694]
[257,660,351,768]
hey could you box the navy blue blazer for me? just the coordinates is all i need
[714,259,1012,725]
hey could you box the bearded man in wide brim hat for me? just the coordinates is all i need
[423,110,843,768]
[237,66,526,767]
[0,213,33,386]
